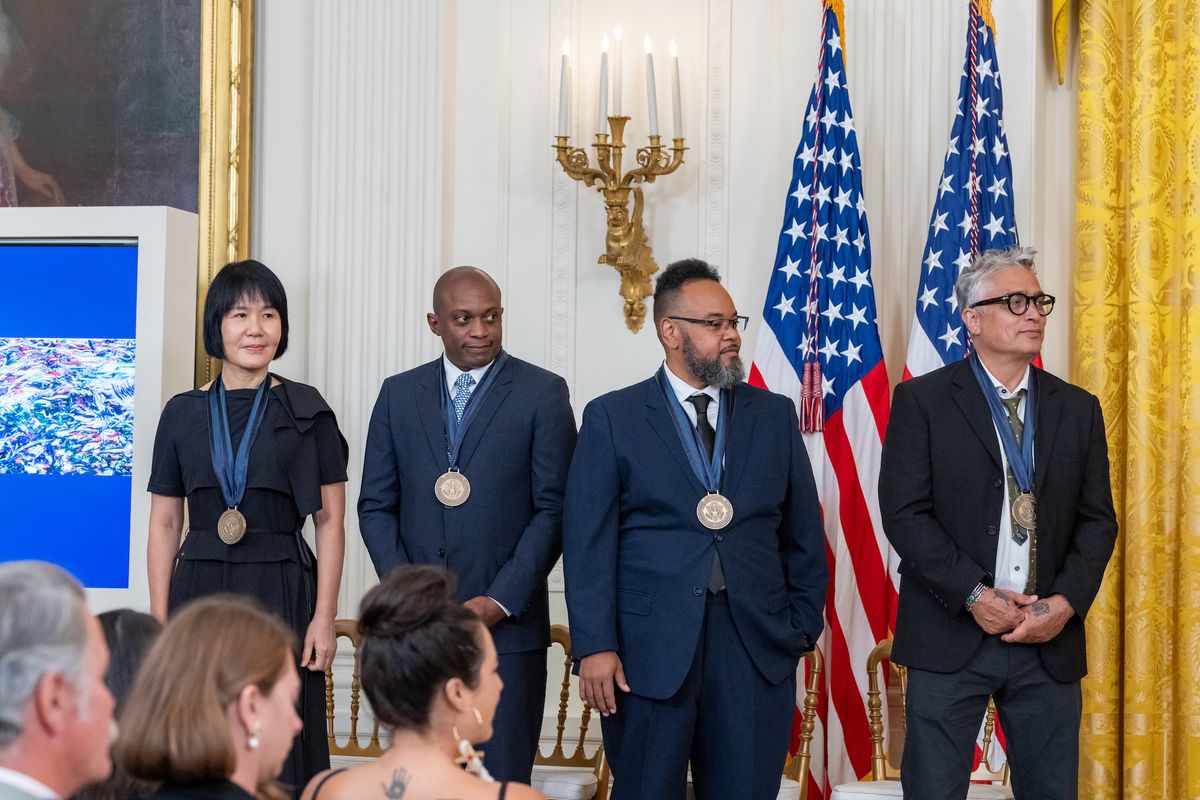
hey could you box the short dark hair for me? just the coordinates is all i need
[357,566,484,732]
[653,258,722,323]
[97,609,162,717]
[202,260,290,360]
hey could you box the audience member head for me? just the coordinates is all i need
[652,258,745,389]
[202,258,290,363]
[427,266,504,371]
[358,565,502,747]
[0,561,115,797]
[115,595,301,800]
[71,610,163,800]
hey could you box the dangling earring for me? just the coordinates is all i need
[452,724,493,782]
[472,707,484,726]
[247,720,261,750]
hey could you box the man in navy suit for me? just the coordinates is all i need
[359,266,578,782]
[563,259,827,800]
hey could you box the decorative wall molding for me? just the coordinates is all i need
[700,0,731,271]
[548,0,580,386]
[307,0,447,615]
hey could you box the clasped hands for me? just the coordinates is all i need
[970,588,1074,644]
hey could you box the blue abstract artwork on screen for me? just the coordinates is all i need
[0,244,138,587]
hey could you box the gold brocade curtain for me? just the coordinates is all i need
[1074,1,1200,798]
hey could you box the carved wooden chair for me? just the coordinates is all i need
[325,618,384,759]
[531,623,610,800]
[829,639,1013,799]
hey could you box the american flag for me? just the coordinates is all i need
[902,0,1018,774]
[903,0,1019,379]
[748,2,897,795]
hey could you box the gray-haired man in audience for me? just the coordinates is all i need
[0,561,115,800]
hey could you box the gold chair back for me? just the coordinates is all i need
[535,623,611,799]
[783,646,824,794]
[866,639,1008,784]
[325,618,385,759]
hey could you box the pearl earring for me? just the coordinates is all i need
[247,720,261,750]
[452,724,493,782]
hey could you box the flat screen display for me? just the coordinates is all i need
[0,241,138,587]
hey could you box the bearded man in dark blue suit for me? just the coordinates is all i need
[359,266,578,782]
[563,259,827,800]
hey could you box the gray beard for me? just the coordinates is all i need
[681,332,745,389]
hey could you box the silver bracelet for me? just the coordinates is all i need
[965,582,988,611]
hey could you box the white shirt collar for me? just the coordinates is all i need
[662,362,720,407]
[442,353,494,396]
[978,359,1030,400]
[0,767,60,800]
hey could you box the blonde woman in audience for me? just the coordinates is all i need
[115,595,304,800]
[302,566,543,800]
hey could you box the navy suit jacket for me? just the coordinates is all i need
[358,354,577,654]
[563,375,827,700]
[879,359,1117,682]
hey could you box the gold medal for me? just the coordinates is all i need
[435,470,471,507]
[696,493,734,530]
[1011,492,1036,531]
[217,507,247,545]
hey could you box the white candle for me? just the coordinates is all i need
[598,35,610,133]
[613,26,624,116]
[558,39,571,137]
[644,35,659,136]
[669,40,682,137]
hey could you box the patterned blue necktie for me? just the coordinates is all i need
[452,372,476,421]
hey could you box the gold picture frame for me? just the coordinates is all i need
[195,0,255,386]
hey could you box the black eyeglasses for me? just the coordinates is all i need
[668,315,749,332]
[969,292,1056,316]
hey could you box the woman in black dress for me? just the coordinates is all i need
[147,260,346,795]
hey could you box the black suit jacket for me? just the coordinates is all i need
[879,358,1117,682]
[358,355,577,654]
[563,376,827,699]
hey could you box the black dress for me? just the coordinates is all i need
[152,781,256,800]
[148,377,348,796]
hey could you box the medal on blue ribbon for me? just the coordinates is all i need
[435,351,510,507]
[655,367,734,530]
[207,373,272,544]
[969,353,1038,531]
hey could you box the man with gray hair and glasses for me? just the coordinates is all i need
[879,246,1117,799]
[0,561,115,799]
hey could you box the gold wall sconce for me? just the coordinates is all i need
[554,33,686,333]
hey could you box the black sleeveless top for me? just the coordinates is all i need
[309,769,510,799]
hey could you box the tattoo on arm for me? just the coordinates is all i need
[382,768,410,798]
[1031,601,1050,617]
[991,589,1011,604]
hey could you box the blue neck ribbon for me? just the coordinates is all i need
[969,353,1037,493]
[655,366,730,494]
[207,373,272,510]
[439,350,510,470]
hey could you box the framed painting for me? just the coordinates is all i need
[0,0,254,385]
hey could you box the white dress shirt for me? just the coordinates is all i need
[979,361,1033,594]
[0,767,59,800]
[663,362,721,430]
[443,354,494,402]
[441,353,509,617]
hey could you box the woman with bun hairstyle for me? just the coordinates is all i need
[115,595,304,800]
[301,565,544,800]
[147,260,348,792]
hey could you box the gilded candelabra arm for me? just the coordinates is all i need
[630,136,686,184]
[554,136,609,189]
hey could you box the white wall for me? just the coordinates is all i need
[252,0,1076,734]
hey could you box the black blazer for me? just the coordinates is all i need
[879,358,1117,682]
[358,355,577,654]
[563,377,827,699]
